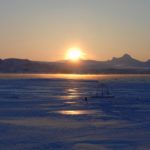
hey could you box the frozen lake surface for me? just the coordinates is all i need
[0,74,150,150]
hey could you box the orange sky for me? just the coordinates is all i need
[0,0,150,61]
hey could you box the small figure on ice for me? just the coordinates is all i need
[83,96,88,104]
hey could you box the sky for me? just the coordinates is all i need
[0,0,150,61]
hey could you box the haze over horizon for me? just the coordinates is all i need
[1,53,150,63]
[0,0,150,61]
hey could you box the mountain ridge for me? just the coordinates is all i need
[0,54,150,74]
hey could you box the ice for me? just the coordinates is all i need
[0,74,150,150]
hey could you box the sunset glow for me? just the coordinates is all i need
[66,48,84,61]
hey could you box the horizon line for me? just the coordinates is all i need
[0,53,149,63]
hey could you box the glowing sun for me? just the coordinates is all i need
[66,48,84,61]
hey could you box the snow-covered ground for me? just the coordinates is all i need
[0,74,150,150]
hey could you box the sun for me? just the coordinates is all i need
[66,48,84,61]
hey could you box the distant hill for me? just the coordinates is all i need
[107,54,148,68]
[0,54,150,74]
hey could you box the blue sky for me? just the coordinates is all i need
[0,0,150,61]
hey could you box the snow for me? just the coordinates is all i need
[0,74,150,150]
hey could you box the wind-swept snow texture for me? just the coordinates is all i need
[0,74,150,150]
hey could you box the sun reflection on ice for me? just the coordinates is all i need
[65,88,80,99]
[56,110,96,115]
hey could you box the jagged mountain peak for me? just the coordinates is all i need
[122,53,132,59]
[110,54,144,67]
[112,54,133,61]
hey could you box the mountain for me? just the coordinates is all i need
[107,54,146,68]
[0,54,149,74]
